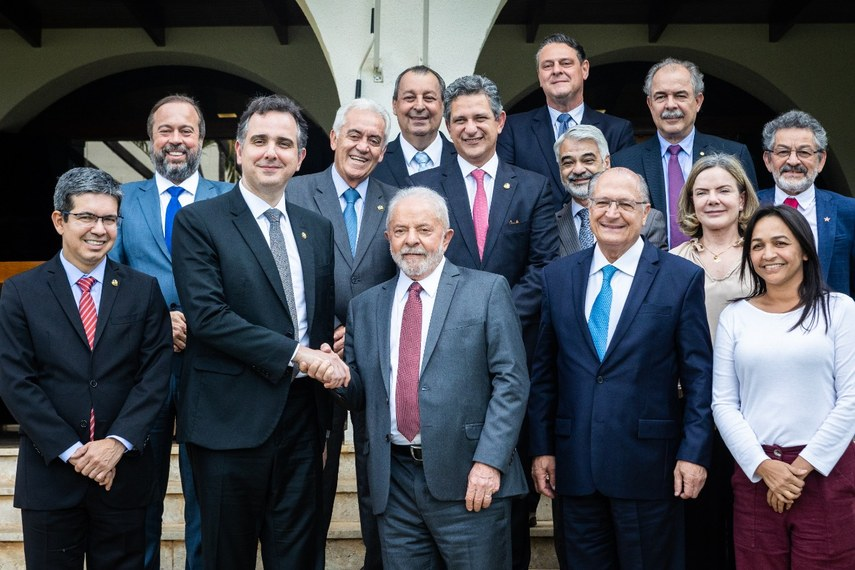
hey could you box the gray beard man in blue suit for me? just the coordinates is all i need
[341,186,529,569]
[758,109,855,296]
[110,95,231,570]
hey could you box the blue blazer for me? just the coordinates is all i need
[497,104,635,209]
[371,132,457,189]
[528,242,713,500]
[111,177,232,309]
[611,131,758,215]
[757,187,855,296]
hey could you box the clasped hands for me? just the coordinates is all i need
[68,437,125,491]
[755,456,812,513]
[295,343,350,388]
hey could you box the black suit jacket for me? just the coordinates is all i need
[497,104,635,208]
[371,133,457,189]
[0,255,172,509]
[611,131,759,214]
[171,185,336,450]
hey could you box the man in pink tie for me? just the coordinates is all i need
[340,186,529,569]
[0,167,173,570]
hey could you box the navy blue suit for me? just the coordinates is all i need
[757,187,855,296]
[498,104,635,209]
[371,133,457,189]
[529,241,713,567]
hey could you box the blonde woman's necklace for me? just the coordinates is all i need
[697,238,742,263]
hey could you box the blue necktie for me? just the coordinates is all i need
[413,151,432,172]
[577,208,596,249]
[588,265,618,361]
[557,113,573,137]
[343,188,360,256]
[164,186,184,254]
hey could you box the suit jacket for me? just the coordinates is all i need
[757,187,855,296]
[497,104,635,208]
[411,158,560,357]
[528,242,713,500]
[0,255,172,509]
[171,185,336,450]
[371,132,458,189]
[342,262,530,514]
[111,176,232,308]
[555,201,669,256]
[611,131,758,214]
[286,167,399,325]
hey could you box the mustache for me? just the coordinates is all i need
[781,164,808,174]
[660,110,685,120]
[567,173,593,184]
[161,143,188,154]
[399,246,427,255]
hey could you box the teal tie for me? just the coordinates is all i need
[343,188,360,256]
[588,265,618,361]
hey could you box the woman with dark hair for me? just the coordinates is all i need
[712,206,855,569]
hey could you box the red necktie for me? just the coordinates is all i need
[77,276,97,441]
[783,197,800,209]
[396,282,423,441]
[471,169,489,260]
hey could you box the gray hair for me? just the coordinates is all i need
[443,75,503,123]
[643,58,705,97]
[393,66,447,101]
[386,186,450,231]
[54,167,123,212]
[589,167,650,203]
[332,98,391,146]
[762,109,828,151]
[236,94,308,153]
[535,33,586,67]
[146,94,206,140]
[553,124,611,162]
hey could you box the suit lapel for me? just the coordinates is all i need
[642,139,667,212]
[94,262,120,348]
[313,168,354,268]
[287,202,317,329]
[814,190,835,281]
[45,256,91,350]
[604,243,659,361]
[384,138,414,187]
[483,161,516,264]
[196,177,220,201]
[377,279,396,396]
[441,167,481,267]
[138,179,171,260]
[531,107,562,191]
[420,262,458,376]
[571,251,599,360]
[354,178,387,267]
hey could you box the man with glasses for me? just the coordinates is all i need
[757,110,855,296]
[528,167,713,568]
[0,167,172,570]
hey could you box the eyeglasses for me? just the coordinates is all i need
[62,211,122,227]
[590,198,648,213]
[767,147,823,160]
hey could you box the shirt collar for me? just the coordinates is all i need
[547,101,585,127]
[457,152,499,181]
[60,250,108,288]
[395,256,446,301]
[399,134,443,167]
[590,236,644,278]
[774,184,816,207]
[239,180,288,221]
[657,128,696,158]
[331,167,369,200]
[155,170,200,196]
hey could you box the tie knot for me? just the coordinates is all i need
[343,188,360,205]
[783,196,800,209]
[77,276,96,293]
[471,169,486,184]
[264,208,283,224]
[557,113,571,126]
[668,144,682,157]
[601,265,618,283]
[167,186,184,199]
[413,151,431,167]
[577,208,590,221]
[408,282,423,297]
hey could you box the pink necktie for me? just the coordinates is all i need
[783,197,800,209]
[77,276,97,441]
[396,282,423,441]
[471,169,489,260]
[667,145,689,247]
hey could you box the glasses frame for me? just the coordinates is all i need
[590,198,648,213]
[61,211,123,227]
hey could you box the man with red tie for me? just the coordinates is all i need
[0,167,173,569]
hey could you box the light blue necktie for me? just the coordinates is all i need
[557,113,573,137]
[164,186,184,254]
[413,151,432,172]
[588,265,618,361]
[343,188,360,256]
[577,208,596,249]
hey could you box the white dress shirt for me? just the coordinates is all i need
[388,257,446,444]
[156,171,199,232]
[584,238,644,350]
[401,135,444,176]
[458,153,500,213]
[774,185,819,249]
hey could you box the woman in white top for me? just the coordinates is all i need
[712,205,855,569]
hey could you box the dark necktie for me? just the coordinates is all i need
[396,282,423,441]
[588,265,617,362]
[263,209,299,332]
[77,276,97,441]
[577,208,596,249]
[667,145,689,247]
[164,186,184,253]
[343,188,360,256]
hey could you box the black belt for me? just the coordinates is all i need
[391,444,423,462]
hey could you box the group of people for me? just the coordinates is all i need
[0,30,853,570]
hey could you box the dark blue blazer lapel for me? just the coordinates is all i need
[441,166,481,268]
[604,242,660,362]
[531,106,562,192]
[93,261,121,348]
[45,255,91,350]
[641,138,667,212]
[571,249,599,360]
[483,161,516,264]
[382,137,414,187]
[815,189,836,283]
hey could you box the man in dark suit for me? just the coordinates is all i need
[171,94,350,570]
[554,123,667,255]
[529,167,714,568]
[110,94,231,570]
[372,65,456,188]
[411,73,558,570]
[611,58,758,248]
[0,167,173,570]
[287,97,398,570]
[498,33,635,209]
[342,186,529,569]
[757,109,855,296]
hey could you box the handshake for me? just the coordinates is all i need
[293,343,350,389]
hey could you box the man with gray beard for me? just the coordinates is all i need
[110,94,231,570]
[554,124,667,256]
[757,110,855,296]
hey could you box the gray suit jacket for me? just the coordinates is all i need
[342,261,530,514]
[286,167,399,325]
[555,202,669,256]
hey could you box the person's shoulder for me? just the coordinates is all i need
[817,188,855,208]
[696,131,749,152]
[120,178,154,196]
[204,178,234,193]
[108,258,162,289]
[503,161,549,184]
[656,245,703,276]
[611,138,650,163]
[504,106,543,127]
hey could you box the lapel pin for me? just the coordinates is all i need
[503,182,511,189]
[111,279,118,287]
[377,205,384,211]
[699,151,706,156]
[301,231,308,240]
[824,217,831,222]
[509,219,520,225]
